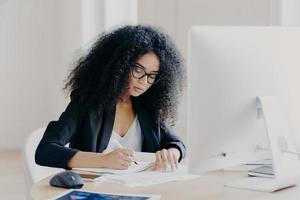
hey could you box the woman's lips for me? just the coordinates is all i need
[134,86,144,93]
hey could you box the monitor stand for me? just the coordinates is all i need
[225,95,300,192]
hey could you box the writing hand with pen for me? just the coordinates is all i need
[102,148,136,170]
[102,141,138,170]
[102,141,180,171]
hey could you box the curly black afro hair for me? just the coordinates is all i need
[64,25,185,126]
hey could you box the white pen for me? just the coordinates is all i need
[114,142,138,165]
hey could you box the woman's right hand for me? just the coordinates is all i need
[102,148,134,169]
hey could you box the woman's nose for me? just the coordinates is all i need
[138,75,148,85]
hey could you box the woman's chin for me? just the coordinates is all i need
[130,90,144,97]
[131,93,142,97]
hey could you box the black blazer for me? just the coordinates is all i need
[35,96,186,169]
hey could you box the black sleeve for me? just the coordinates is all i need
[35,98,83,169]
[160,125,186,162]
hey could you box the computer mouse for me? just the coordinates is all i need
[49,171,84,189]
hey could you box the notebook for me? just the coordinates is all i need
[104,170,199,187]
[74,161,153,175]
[74,152,156,175]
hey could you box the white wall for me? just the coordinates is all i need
[104,0,137,30]
[0,0,82,149]
[0,0,138,150]
[138,0,273,141]
[81,0,105,49]
[0,0,278,149]
[139,0,272,61]
[275,0,300,150]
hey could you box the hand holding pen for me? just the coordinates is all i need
[114,142,138,165]
[102,148,136,170]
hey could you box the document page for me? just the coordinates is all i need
[74,152,155,175]
[104,169,199,187]
[74,161,153,175]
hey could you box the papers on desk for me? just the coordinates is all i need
[74,152,199,187]
[75,163,199,187]
[74,161,153,175]
[104,170,199,187]
[74,152,155,175]
[133,152,156,162]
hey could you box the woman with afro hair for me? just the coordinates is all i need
[35,25,186,171]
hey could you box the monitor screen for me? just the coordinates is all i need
[187,26,300,173]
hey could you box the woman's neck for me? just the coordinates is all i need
[117,96,132,109]
[116,96,136,119]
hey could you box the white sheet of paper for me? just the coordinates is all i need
[104,170,199,187]
[74,161,153,175]
[74,152,156,175]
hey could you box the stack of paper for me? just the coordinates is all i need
[74,161,153,175]
[74,152,155,175]
[73,152,199,187]
[104,170,199,187]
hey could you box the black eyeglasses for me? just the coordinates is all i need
[131,63,160,84]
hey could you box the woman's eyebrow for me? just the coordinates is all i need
[135,62,159,73]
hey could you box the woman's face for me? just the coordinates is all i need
[128,51,160,97]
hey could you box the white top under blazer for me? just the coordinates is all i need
[104,116,142,152]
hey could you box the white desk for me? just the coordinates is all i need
[31,170,300,199]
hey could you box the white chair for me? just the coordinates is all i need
[21,127,63,200]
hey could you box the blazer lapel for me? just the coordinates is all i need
[86,107,104,152]
[96,107,115,152]
[136,107,160,152]
[93,101,160,153]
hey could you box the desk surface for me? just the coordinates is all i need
[31,171,300,200]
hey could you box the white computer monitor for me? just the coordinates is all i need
[187,26,300,174]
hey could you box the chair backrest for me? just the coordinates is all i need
[21,127,63,199]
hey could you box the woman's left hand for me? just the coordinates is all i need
[151,148,180,171]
